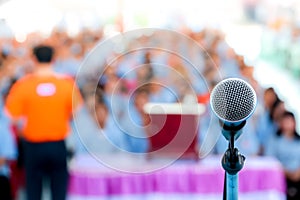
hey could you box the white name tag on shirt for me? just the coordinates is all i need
[36,83,56,96]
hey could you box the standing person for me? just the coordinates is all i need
[5,44,82,200]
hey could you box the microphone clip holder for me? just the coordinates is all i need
[221,126,246,200]
[221,132,245,175]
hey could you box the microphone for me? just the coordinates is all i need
[210,78,257,199]
[210,78,257,141]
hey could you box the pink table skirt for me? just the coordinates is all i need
[68,155,286,200]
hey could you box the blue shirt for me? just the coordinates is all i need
[104,93,126,120]
[71,106,142,155]
[53,58,81,77]
[119,103,149,153]
[0,110,17,177]
[72,107,123,154]
[266,136,300,171]
[256,110,278,151]
[149,87,177,103]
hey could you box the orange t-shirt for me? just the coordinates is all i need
[5,74,82,142]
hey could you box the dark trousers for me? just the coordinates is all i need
[287,178,300,200]
[0,175,12,200]
[23,140,68,200]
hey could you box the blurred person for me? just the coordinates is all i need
[72,88,136,155]
[2,78,26,200]
[197,81,219,156]
[9,40,35,79]
[0,92,17,200]
[256,87,282,155]
[72,90,124,154]
[266,111,300,200]
[213,34,242,79]
[148,78,177,103]
[98,66,127,120]
[270,99,286,125]
[185,51,216,95]
[53,39,81,77]
[202,53,221,87]
[169,63,195,103]
[0,113,16,200]
[119,87,150,153]
[149,51,169,78]
[5,45,82,200]
[0,50,19,91]
[136,51,154,86]
[263,88,279,114]
[69,37,85,61]
[79,29,102,58]
[0,51,19,200]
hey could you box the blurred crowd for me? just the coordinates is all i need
[0,26,300,200]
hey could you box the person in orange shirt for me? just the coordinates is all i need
[5,44,82,200]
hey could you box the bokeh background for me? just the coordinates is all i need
[1,0,300,200]
[0,0,299,121]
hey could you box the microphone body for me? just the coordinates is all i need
[210,78,257,140]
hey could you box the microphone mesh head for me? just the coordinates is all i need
[210,78,257,122]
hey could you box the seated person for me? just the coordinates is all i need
[148,79,177,103]
[119,87,149,153]
[256,87,281,155]
[71,87,148,155]
[266,111,300,200]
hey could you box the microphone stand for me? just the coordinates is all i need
[221,123,246,200]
